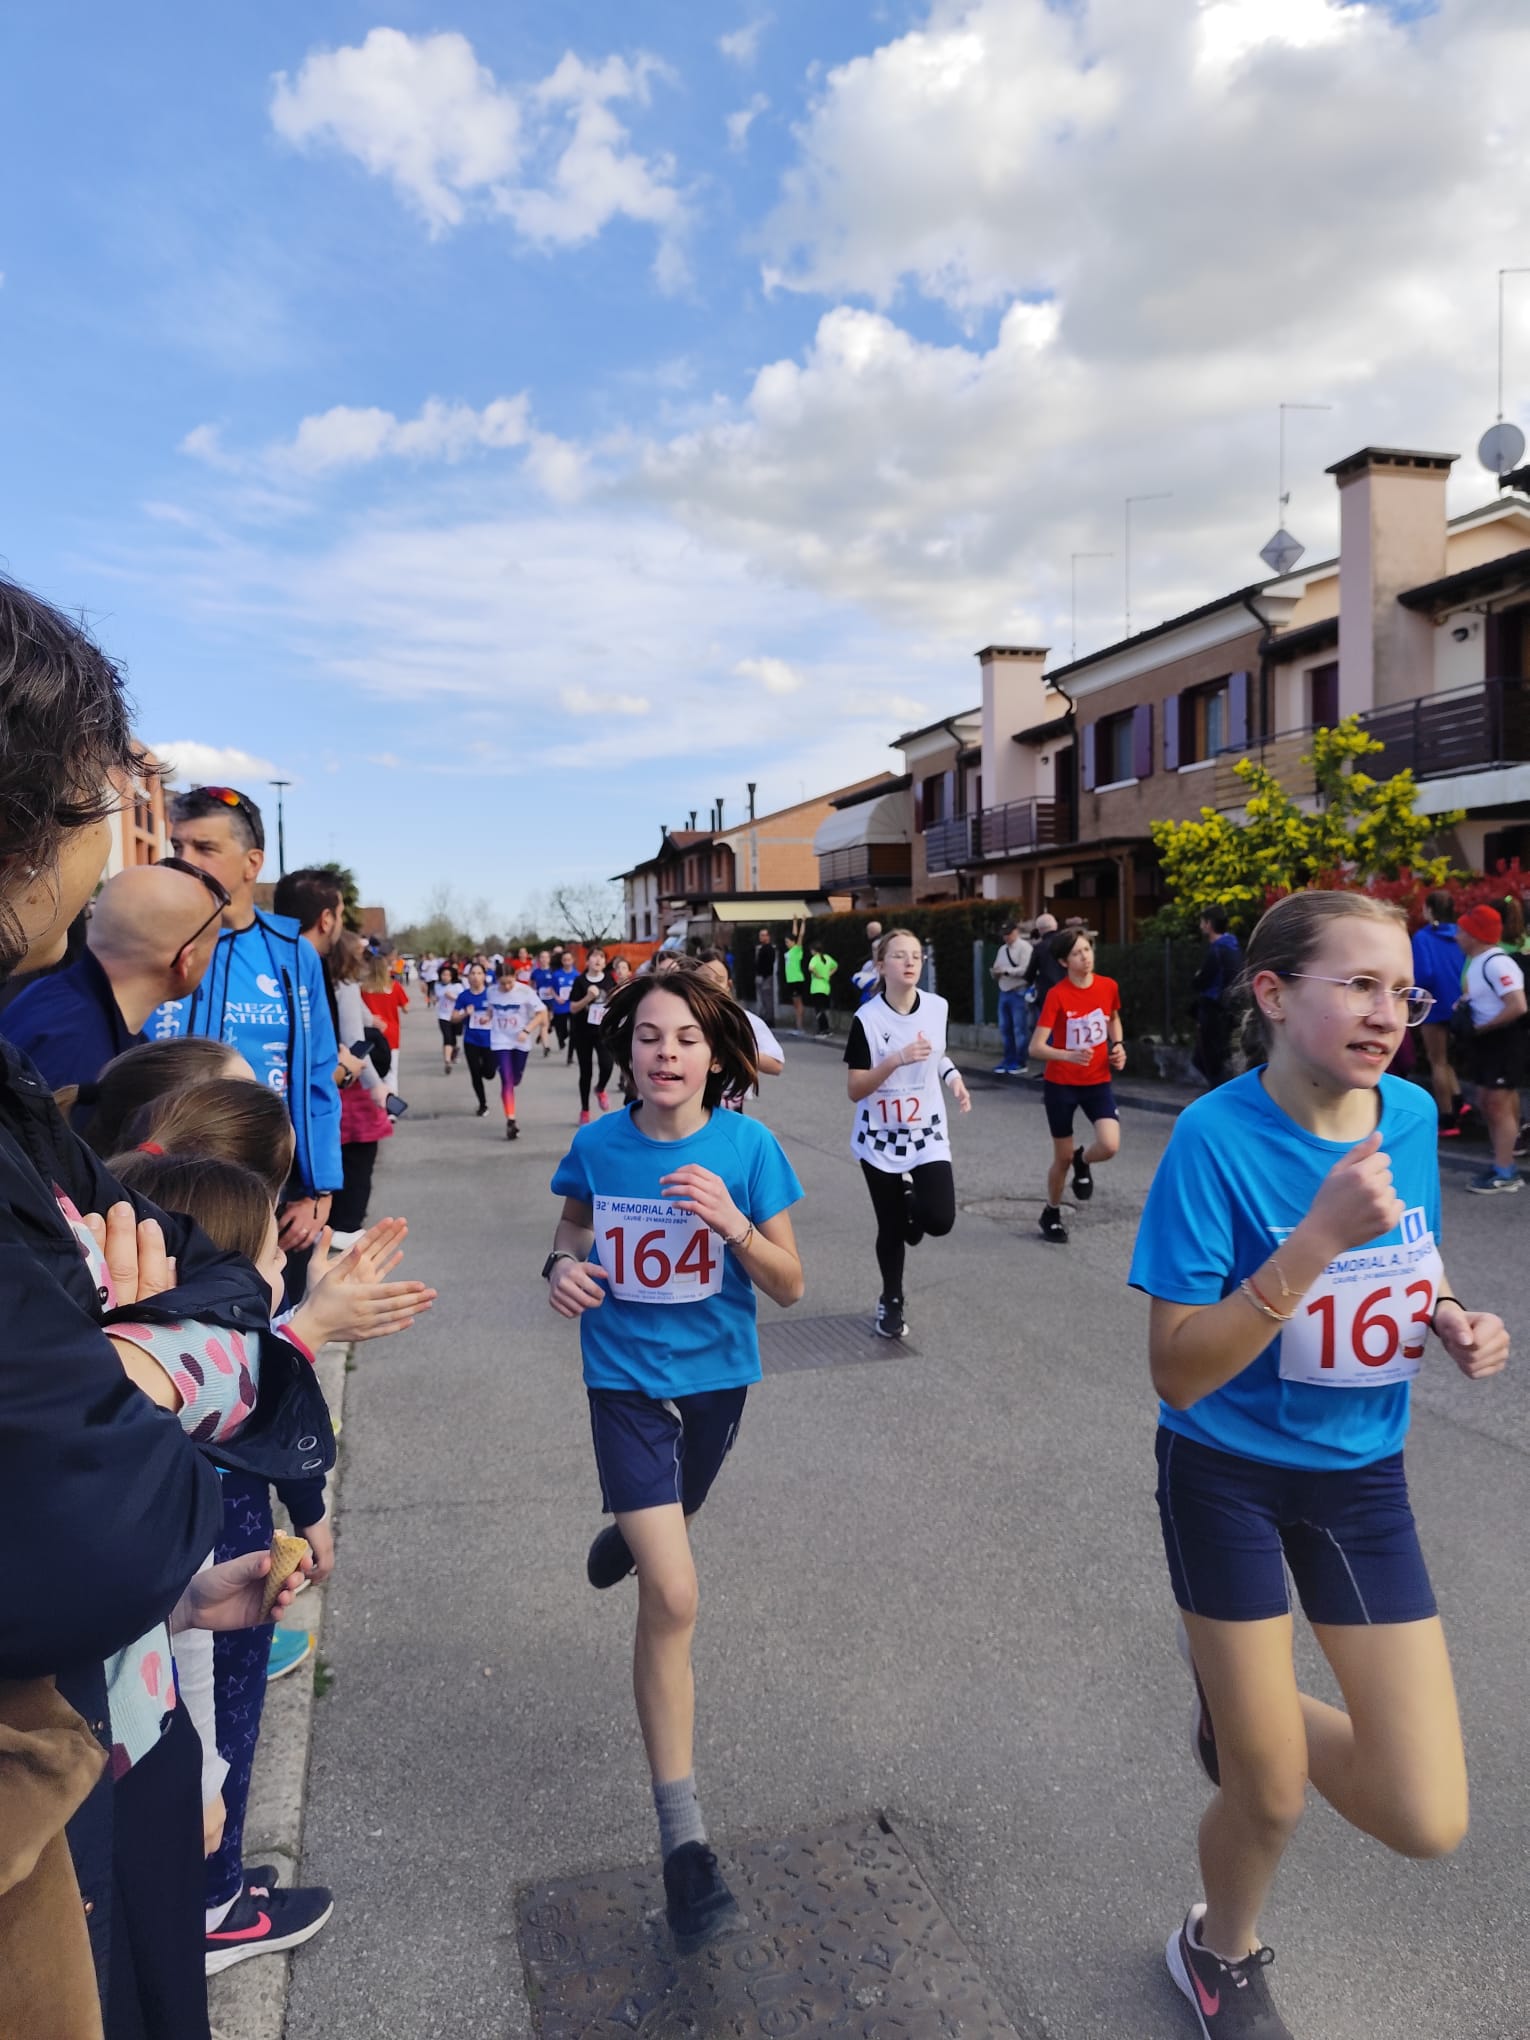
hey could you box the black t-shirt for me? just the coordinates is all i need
[570,973,606,1036]
[843,993,923,1069]
[755,941,776,978]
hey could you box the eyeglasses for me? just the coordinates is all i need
[1279,972,1435,1027]
[159,856,231,965]
[185,784,265,850]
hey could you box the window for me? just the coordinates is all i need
[1096,711,1135,786]
[1309,663,1338,728]
[1167,671,1251,767]
[920,772,950,825]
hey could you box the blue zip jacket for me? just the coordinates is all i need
[151,909,342,1196]
[1411,920,1462,1015]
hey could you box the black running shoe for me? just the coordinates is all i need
[663,1841,740,1956]
[1177,1619,1221,1787]
[475,1102,488,1118]
[505,1119,518,1141]
[875,1295,907,1340]
[586,1523,636,1588]
[204,1881,334,1975]
[1071,1144,1093,1202]
[1166,1907,1291,2037]
[1039,1204,1068,1244]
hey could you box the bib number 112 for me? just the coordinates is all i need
[1305,1280,1433,1371]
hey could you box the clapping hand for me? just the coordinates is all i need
[83,1202,177,1305]
[291,1217,436,1346]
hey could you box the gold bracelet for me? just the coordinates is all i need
[1266,1253,1301,1303]
[725,1220,755,1252]
[1239,1277,1295,1324]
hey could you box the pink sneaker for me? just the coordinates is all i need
[596,1090,610,1111]
[579,1109,592,1125]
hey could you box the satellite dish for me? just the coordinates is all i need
[1260,527,1305,575]
[1479,421,1526,475]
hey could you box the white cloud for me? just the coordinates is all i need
[278,395,532,473]
[151,740,288,788]
[718,19,770,67]
[561,683,652,717]
[271,29,522,235]
[734,655,803,695]
[179,423,236,470]
[271,29,688,280]
[726,94,769,152]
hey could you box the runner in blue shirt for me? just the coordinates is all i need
[530,949,557,1056]
[1130,891,1508,2040]
[544,964,803,1956]
[457,962,495,1118]
[549,948,579,1064]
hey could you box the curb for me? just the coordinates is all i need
[207,1339,350,2040]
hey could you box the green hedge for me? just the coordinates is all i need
[798,904,1205,1035]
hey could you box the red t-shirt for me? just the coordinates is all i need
[1038,974,1121,1086]
[362,982,409,1049]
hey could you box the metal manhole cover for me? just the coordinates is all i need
[758,1313,911,1372]
[515,1812,1023,2039]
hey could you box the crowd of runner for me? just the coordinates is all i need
[0,570,1513,2040]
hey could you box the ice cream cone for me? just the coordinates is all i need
[261,1533,312,1620]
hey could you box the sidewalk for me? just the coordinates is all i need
[207,1337,350,2040]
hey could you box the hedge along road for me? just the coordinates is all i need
[283,1006,1530,2040]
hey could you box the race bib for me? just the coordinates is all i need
[589,1001,607,1027]
[1277,1209,1441,1388]
[592,1196,723,1305]
[1065,1007,1108,1051]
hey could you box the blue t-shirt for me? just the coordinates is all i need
[458,985,491,1044]
[1411,921,1461,1013]
[1129,1071,1442,1472]
[550,968,577,1014]
[532,967,555,1002]
[550,1105,803,1398]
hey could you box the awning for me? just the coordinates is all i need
[812,788,911,856]
[703,899,815,922]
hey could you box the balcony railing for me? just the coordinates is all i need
[1212,677,1530,809]
[817,844,913,888]
[923,797,1069,872]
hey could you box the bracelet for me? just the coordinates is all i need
[724,1220,756,1252]
[1428,1294,1463,1331]
[1266,1253,1301,1304]
[1239,1277,1295,1324]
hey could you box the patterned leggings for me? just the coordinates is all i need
[206,1469,274,1909]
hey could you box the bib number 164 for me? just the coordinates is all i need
[603,1225,716,1291]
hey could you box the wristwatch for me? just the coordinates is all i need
[541,1249,575,1281]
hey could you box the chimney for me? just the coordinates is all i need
[1327,447,1456,714]
[716,796,725,829]
[977,646,1052,808]
[747,781,757,820]
[688,809,697,829]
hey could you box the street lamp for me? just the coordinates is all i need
[268,780,291,876]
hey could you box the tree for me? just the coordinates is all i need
[1147,718,1463,935]
[548,880,624,945]
[313,860,362,931]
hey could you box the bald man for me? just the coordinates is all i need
[1,861,225,1089]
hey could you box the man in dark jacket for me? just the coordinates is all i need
[1191,906,1243,1087]
[2,861,225,1089]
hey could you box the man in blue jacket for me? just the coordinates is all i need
[151,786,341,1249]
[1412,887,1465,1132]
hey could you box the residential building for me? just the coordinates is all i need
[104,748,170,876]
[811,774,914,908]
[900,447,1530,936]
[615,778,893,944]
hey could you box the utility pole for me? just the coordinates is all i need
[1124,493,1172,640]
[268,780,290,876]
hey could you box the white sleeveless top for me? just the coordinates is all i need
[850,990,954,1175]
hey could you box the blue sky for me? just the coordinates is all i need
[2,0,1519,925]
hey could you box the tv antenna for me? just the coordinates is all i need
[1479,267,1530,476]
[1069,551,1113,663]
[1124,494,1171,639]
[1260,402,1331,575]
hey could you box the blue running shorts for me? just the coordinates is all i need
[588,1386,748,1517]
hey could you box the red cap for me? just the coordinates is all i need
[1459,904,1503,945]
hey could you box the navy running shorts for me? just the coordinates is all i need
[1044,1080,1119,1140]
[588,1386,748,1516]
[1155,1426,1437,1626]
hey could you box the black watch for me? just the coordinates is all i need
[541,1249,575,1281]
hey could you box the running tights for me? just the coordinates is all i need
[575,1035,615,1111]
[465,1042,497,1111]
[860,1159,956,1301]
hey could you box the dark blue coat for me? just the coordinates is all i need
[0,946,141,1089]
[0,1035,272,1999]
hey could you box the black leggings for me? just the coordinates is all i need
[464,1040,497,1110]
[575,1034,615,1110]
[860,1159,956,1301]
[552,1011,570,1054]
[331,1140,378,1232]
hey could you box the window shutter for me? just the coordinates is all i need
[1133,702,1154,780]
[1227,671,1250,752]
[943,768,958,819]
[1164,692,1181,772]
[1082,722,1097,791]
[913,777,925,830]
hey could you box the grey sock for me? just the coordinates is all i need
[653,1773,707,1859]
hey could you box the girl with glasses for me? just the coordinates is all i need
[1130,891,1508,2040]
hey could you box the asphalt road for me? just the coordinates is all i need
[285,1010,1530,2040]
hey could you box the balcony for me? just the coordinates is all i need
[817,843,913,889]
[923,797,1069,872]
[1211,678,1530,809]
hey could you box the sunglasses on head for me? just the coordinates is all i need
[187,784,265,849]
[159,856,231,965]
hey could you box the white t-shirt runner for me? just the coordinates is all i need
[487,983,546,1052]
[1464,948,1524,1027]
[847,990,956,1173]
